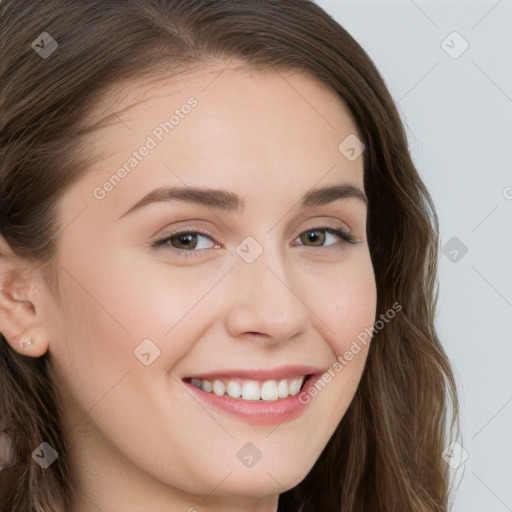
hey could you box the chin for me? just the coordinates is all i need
[213,461,312,498]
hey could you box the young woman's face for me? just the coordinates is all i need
[43,65,377,511]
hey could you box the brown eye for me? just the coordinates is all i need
[170,232,199,250]
[152,230,219,257]
[299,230,326,247]
[297,227,356,248]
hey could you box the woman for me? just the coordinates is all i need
[0,0,460,510]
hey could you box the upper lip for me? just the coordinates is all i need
[182,364,325,382]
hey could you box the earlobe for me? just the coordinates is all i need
[10,331,48,358]
[0,237,49,358]
[18,333,34,351]
[0,284,49,358]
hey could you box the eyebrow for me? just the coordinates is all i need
[118,183,368,219]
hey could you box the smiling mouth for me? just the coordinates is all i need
[182,375,311,401]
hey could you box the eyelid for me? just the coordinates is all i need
[150,226,219,257]
[292,219,352,240]
[152,217,354,243]
[150,220,359,257]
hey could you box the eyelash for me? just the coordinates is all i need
[151,225,358,259]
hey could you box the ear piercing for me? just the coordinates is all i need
[18,335,34,351]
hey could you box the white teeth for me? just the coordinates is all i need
[212,379,225,396]
[242,380,261,400]
[189,375,307,401]
[191,378,202,388]
[261,380,278,401]
[226,381,242,399]
[289,377,303,396]
[277,379,288,398]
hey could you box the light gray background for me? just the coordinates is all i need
[315,1,512,510]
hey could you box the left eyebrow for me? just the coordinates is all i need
[118,183,368,220]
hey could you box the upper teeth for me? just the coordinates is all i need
[189,376,306,401]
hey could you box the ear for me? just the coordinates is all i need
[0,235,49,357]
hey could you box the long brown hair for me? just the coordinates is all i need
[0,0,460,510]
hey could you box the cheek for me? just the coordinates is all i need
[50,272,134,382]
[47,248,147,402]
[297,265,376,431]
[308,254,377,356]
[65,251,232,371]
[288,253,376,409]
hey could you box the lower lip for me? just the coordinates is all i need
[183,374,320,426]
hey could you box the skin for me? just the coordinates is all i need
[0,64,377,512]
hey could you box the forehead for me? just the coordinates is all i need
[81,61,360,152]
[63,64,365,220]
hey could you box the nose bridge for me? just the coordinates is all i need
[225,235,309,340]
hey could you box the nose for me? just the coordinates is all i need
[225,242,310,343]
